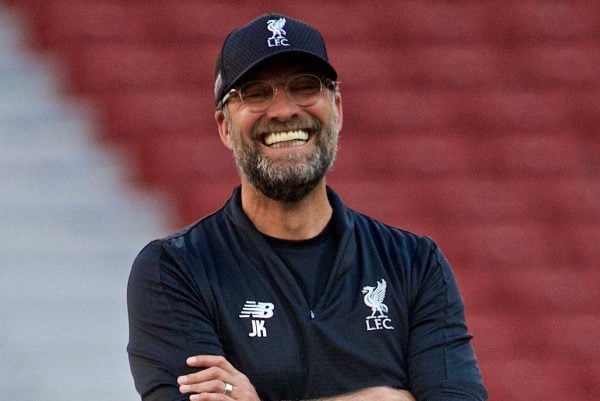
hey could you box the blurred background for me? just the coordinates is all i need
[0,1,598,400]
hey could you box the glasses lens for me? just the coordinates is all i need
[239,81,274,104]
[236,75,325,110]
[288,75,322,103]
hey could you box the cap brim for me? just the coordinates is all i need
[222,50,337,99]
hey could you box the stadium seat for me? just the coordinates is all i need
[563,224,600,267]
[101,90,215,144]
[468,90,573,132]
[570,93,600,139]
[505,267,600,315]
[145,2,259,44]
[579,131,600,174]
[335,134,473,179]
[342,89,464,132]
[481,356,589,401]
[328,178,425,228]
[455,266,597,317]
[417,44,504,88]
[169,47,219,92]
[531,177,600,222]
[515,44,600,88]
[473,133,583,177]
[328,45,407,89]
[280,3,384,43]
[508,0,600,42]
[174,180,242,227]
[466,313,561,363]
[27,1,147,49]
[447,223,550,268]
[425,178,532,224]
[66,44,180,94]
[136,134,236,190]
[384,1,506,43]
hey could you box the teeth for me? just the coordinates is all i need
[271,140,307,148]
[264,130,309,146]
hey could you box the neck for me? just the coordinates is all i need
[240,179,332,240]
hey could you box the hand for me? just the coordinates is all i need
[331,386,416,401]
[177,355,261,401]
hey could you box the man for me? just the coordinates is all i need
[127,13,487,401]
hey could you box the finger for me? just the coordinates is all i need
[179,379,224,395]
[396,389,416,401]
[189,392,232,401]
[178,366,231,386]
[186,355,239,374]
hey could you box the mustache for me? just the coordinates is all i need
[251,115,322,139]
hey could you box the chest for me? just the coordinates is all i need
[209,251,411,400]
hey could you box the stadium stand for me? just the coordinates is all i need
[0,3,167,400]
[2,1,599,400]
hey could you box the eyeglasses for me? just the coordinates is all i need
[219,74,336,111]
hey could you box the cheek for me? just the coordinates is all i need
[235,113,264,140]
[309,97,339,125]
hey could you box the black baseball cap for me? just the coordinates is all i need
[214,13,337,107]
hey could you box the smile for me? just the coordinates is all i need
[263,130,310,148]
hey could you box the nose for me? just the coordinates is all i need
[264,86,301,121]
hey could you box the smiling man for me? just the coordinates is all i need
[127,13,487,401]
[217,60,340,207]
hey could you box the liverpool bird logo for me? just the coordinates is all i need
[267,18,287,39]
[266,18,289,47]
[362,279,389,318]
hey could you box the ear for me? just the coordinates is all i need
[334,92,343,132]
[215,109,233,150]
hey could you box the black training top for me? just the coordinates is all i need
[127,187,487,401]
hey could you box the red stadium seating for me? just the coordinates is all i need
[423,178,534,224]
[8,1,599,400]
[564,224,600,267]
[416,44,506,88]
[447,223,551,269]
[137,134,237,190]
[26,1,148,49]
[514,44,600,88]
[101,90,214,144]
[328,45,408,89]
[335,134,474,179]
[474,133,583,176]
[382,1,506,43]
[66,44,181,94]
[169,46,220,92]
[144,2,258,44]
[174,180,243,227]
[507,1,600,42]
[468,90,574,131]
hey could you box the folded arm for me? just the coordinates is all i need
[178,355,415,401]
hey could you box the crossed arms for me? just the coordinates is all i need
[177,355,416,401]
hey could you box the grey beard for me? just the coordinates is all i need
[229,116,338,203]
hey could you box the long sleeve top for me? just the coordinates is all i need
[127,187,487,401]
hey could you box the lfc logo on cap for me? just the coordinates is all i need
[267,18,289,47]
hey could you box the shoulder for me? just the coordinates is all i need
[165,207,229,251]
[131,208,228,276]
[328,185,441,265]
[349,208,437,256]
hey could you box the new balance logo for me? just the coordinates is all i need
[239,301,275,319]
[239,301,275,338]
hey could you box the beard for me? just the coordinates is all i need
[226,108,339,203]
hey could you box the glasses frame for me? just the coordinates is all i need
[218,74,337,111]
